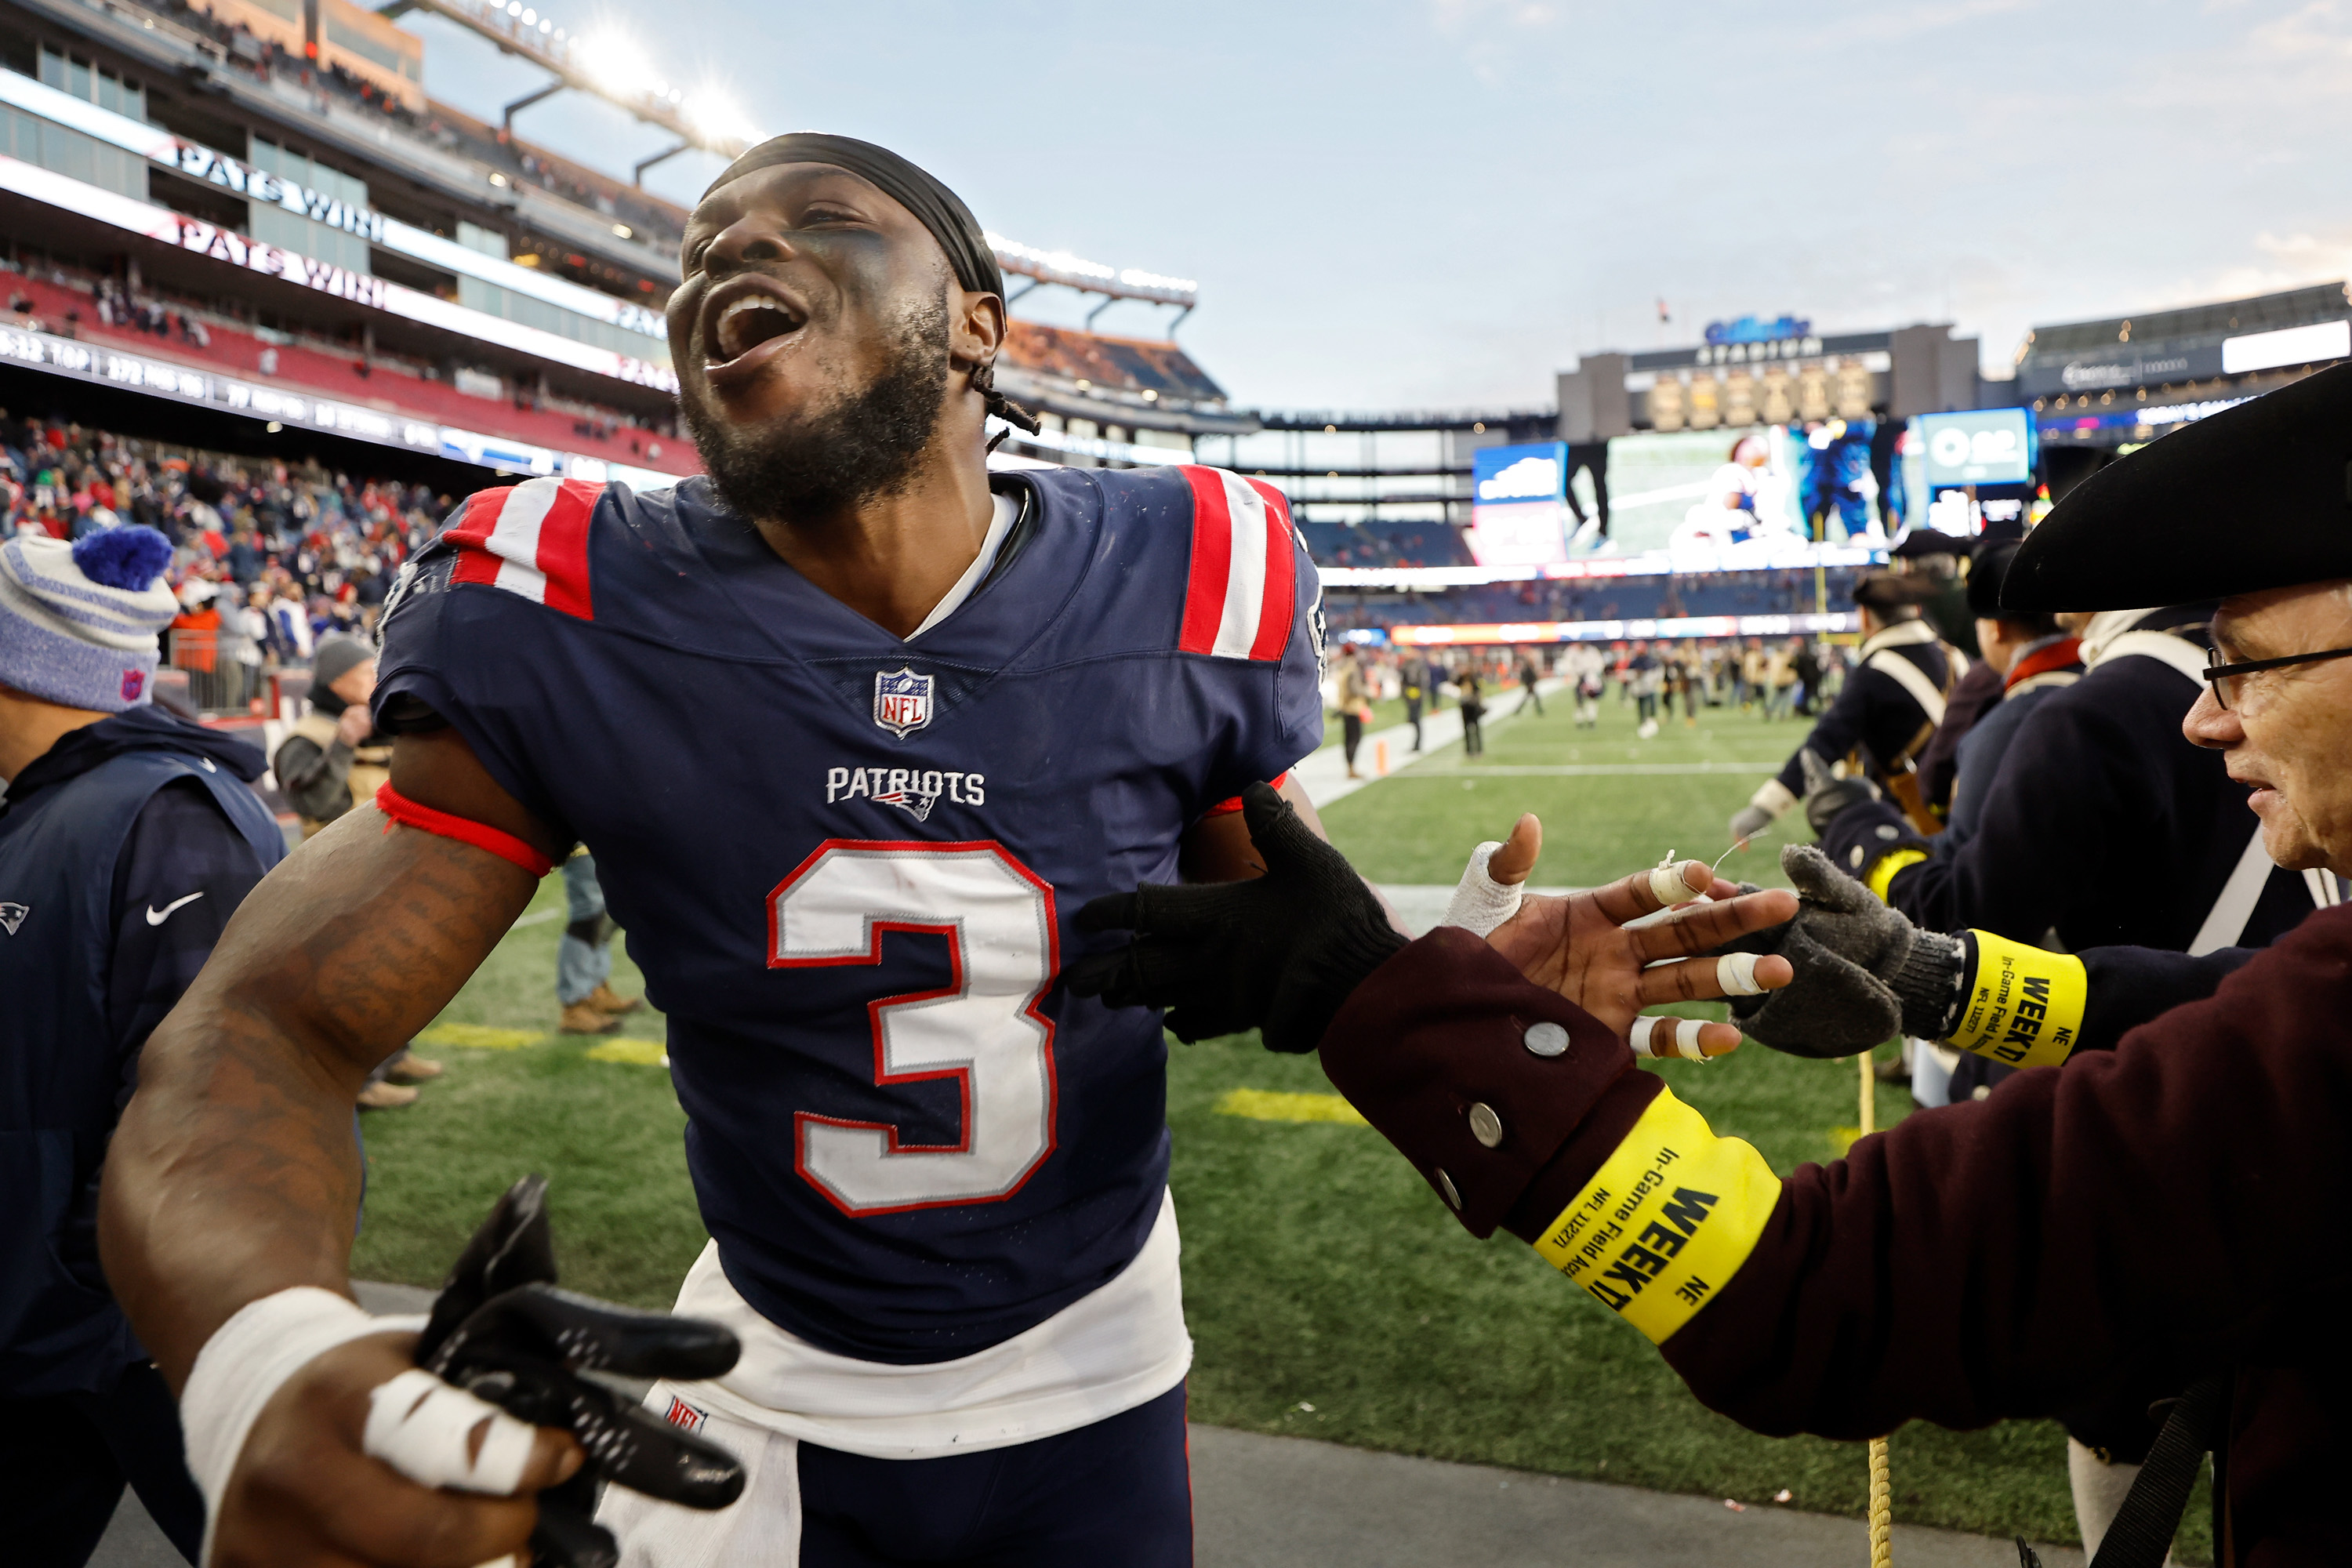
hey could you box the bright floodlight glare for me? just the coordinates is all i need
[574,29,648,93]
[681,89,755,143]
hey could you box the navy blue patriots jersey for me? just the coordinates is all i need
[374,465,1323,1363]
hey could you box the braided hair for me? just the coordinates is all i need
[971,356,1041,453]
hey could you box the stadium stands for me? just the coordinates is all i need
[1001,321,1227,406]
[3,267,695,475]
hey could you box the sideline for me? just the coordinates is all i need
[95,1285,2085,1568]
[1292,677,1566,808]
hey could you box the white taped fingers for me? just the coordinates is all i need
[1442,840,1524,937]
[1648,862,1701,906]
[365,1368,540,1495]
[1717,951,1766,997]
[1630,1014,1711,1062]
[179,1285,430,1567]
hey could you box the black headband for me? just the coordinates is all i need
[702,133,1003,299]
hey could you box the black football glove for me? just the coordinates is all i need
[1799,748,1883,837]
[1065,782,1406,1052]
[415,1176,746,1568]
[1711,844,1965,1058]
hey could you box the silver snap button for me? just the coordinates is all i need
[1436,1169,1461,1209]
[1875,824,1901,841]
[1467,1103,1503,1148]
[1523,1021,1569,1058]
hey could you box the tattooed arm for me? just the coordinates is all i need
[99,728,581,1566]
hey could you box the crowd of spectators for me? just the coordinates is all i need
[1319,567,1861,634]
[999,321,1226,405]
[1,410,451,710]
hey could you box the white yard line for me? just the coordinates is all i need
[1291,677,1567,808]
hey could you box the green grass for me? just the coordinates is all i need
[346,692,2203,1559]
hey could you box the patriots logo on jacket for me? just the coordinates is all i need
[0,902,24,936]
[873,668,934,738]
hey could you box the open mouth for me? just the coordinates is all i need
[699,278,810,379]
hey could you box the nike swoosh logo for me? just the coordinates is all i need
[146,891,205,926]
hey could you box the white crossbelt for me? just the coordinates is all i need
[1864,648,1948,725]
[2087,627,2343,951]
[2194,828,2347,953]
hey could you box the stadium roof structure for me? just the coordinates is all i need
[2018,281,2352,448]
[371,0,756,185]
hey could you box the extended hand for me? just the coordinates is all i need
[1474,816,1797,1055]
[1711,844,1965,1058]
[210,1178,743,1568]
[1067,782,1405,1052]
[1798,748,1880,837]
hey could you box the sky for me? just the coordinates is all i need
[400,1,2352,415]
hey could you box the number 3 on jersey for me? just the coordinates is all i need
[768,840,1059,1216]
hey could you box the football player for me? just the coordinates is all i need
[100,134,1335,1567]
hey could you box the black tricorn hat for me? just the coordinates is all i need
[1852,571,1943,610]
[1965,539,2021,619]
[2004,361,2352,612]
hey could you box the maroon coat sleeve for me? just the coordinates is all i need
[1324,908,2352,1444]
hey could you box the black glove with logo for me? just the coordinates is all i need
[1065,782,1406,1052]
[1711,844,1965,1058]
[416,1177,746,1568]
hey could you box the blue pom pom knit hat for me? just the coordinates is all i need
[0,531,180,710]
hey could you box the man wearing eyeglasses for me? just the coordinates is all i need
[1075,359,2352,1568]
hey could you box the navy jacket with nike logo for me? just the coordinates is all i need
[0,706,282,1396]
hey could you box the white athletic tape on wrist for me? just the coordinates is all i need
[1716,951,1766,997]
[180,1286,430,1566]
[1630,1014,1710,1062]
[1442,840,1523,938]
[365,1368,539,1494]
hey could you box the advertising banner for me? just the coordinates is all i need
[1916,408,2031,487]
[1468,441,1569,567]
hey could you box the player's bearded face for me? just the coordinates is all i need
[682,293,952,520]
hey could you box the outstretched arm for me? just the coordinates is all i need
[102,726,564,1385]
[99,728,589,1567]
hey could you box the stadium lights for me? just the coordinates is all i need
[386,0,756,163]
[985,230,1197,307]
[573,29,650,96]
[681,91,758,146]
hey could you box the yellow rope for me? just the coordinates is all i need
[1868,1435,1893,1566]
[1862,1051,1892,1566]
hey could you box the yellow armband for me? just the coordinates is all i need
[1529,1087,1781,1344]
[1947,930,2087,1069]
[1866,848,1929,903]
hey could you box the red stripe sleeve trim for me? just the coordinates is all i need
[376,783,556,877]
[1177,466,1234,656]
[446,487,511,588]
[1200,771,1290,818]
[1243,478,1296,661]
[535,478,601,620]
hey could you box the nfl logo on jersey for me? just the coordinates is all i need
[873,668,935,738]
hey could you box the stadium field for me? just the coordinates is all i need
[348,686,2203,1558]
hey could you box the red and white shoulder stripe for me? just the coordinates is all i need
[1175,466,1301,662]
[443,476,602,619]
